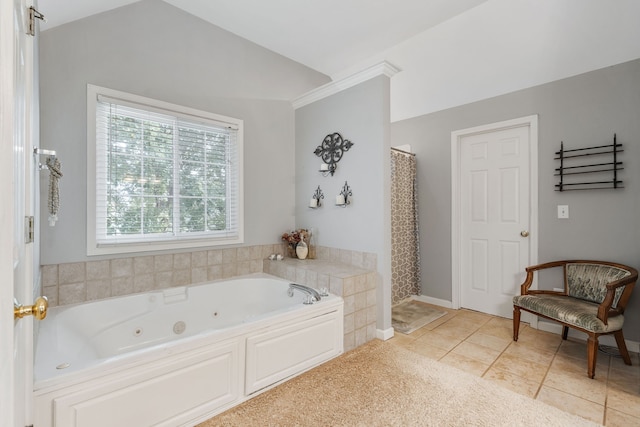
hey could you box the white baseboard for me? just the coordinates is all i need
[377,327,395,341]
[535,322,640,354]
[410,294,452,309]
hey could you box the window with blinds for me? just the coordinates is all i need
[87,85,243,255]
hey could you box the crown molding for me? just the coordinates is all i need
[292,61,401,110]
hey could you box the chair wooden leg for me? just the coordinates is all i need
[562,326,569,340]
[587,335,598,379]
[614,330,632,366]
[513,306,521,341]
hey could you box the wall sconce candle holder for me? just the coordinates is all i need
[309,185,324,208]
[336,181,352,207]
[314,132,354,177]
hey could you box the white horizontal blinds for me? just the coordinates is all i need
[95,96,239,244]
[177,121,239,238]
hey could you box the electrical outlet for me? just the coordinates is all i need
[557,205,569,219]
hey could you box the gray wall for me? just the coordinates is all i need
[392,58,640,341]
[295,76,392,330]
[39,0,329,264]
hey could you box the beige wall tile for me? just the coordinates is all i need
[191,267,207,284]
[354,309,367,329]
[343,295,355,315]
[42,285,59,307]
[237,246,251,262]
[208,265,223,281]
[111,276,134,296]
[237,261,252,276]
[173,269,191,286]
[343,277,355,296]
[173,253,191,270]
[86,279,111,301]
[154,254,173,272]
[222,263,237,279]
[222,248,237,264]
[355,327,367,347]
[354,293,367,311]
[86,260,110,280]
[58,282,86,305]
[134,256,154,275]
[155,271,173,289]
[208,250,223,265]
[134,274,155,293]
[366,289,376,308]
[343,332,355,352]
[329,276,343,296]
[59,262,85,284]
[191,251,207,267]
[42,265,58,286]
[111,258,133,278]
[343,313,354,334]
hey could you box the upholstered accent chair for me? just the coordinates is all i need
[513,260,637,379]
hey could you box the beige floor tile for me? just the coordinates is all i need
[606,386,640,418]
[476,317,516,340]
[465,331,511,352]
[557,339,592,360]
[430,321,477,341]
[388,332,416,348]
[503,341,557,366]
[451,341,501,365]
[552,351,610,378]
[456,308,494,323]
[439,352,490,377]
[607,367,640,395]
[544,368,608,404]
[515,327,563,352]
[605,408,640,427]
[491,352,549,383]
[483,366,540,398]
[413,330,462,352]
[405,339,449,360]
[419,311,456,331]
[537,385,605,424]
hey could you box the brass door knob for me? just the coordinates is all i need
[14,296,48,320]
[520,230,530,237]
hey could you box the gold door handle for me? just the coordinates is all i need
[14,296,48,320]
[520,230,530,238]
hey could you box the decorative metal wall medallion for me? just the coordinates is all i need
[314,132,354,176]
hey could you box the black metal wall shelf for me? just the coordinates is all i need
[555,134,624,191]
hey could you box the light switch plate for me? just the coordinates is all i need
[557,205,569,219]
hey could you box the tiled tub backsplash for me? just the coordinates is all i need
[41,245,377,308]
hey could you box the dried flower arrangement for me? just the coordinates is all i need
[281,229,309,258]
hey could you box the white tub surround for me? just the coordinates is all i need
[33,274,343,427]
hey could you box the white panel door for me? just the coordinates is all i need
[1,1,37,426]
[459,125,531,318]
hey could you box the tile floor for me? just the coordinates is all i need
[388,303,640,426]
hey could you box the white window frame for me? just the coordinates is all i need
[87,84,244,256]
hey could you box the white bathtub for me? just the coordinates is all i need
[34,273,344,427]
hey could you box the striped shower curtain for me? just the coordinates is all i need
[390,148,421,304]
